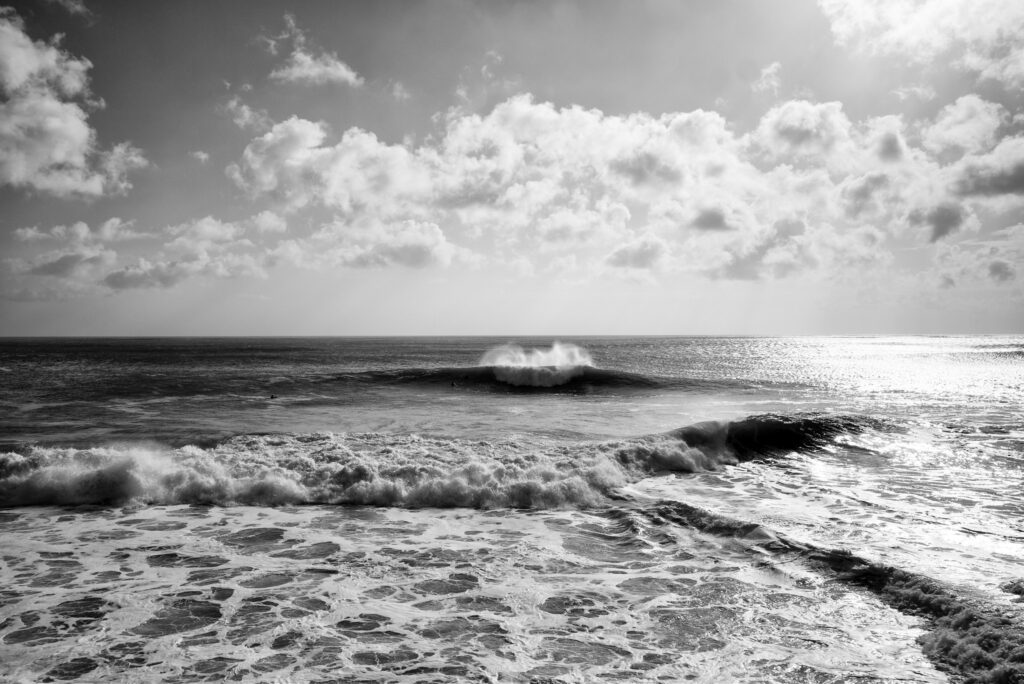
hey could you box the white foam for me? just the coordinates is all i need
[480,342,594,387]
[0,431,739,509]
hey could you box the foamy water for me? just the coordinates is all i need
[1,336,1022,682]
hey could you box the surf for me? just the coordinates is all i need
[0,412,880,509]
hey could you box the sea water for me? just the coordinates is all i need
[0,336,1022,683]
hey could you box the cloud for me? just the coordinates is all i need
[7,215,265,293]
[102,258,195,289]
[605,235,668,269]
[43,0,91,16]
[922,95,1006,157]
[28,250,111,277]
[876,131,904,162]
[223,96,272,132]
[271,50,363,87]
[751,61,781,96]
[818,0,1024,89]
[751,100,853,164]
[14,217,143,244]
[216,91,1021,285]
[391,81,411,101]
[251,210,287,234]
[988,259,1015,282]
[933,224,1024,288]
[841,172,890,217]
[908,202,971,241]
[190,150,210,164]
[102,251,265,291]
[266,14,363,87]
[329,221,462,268]
[691,207,732,230]
[953,137,1024,197]
[0,9,146,197]
[223,95,919,278]
[892,84,936,102]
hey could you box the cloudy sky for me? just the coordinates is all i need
[2,0,1023,335]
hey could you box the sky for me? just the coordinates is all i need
[1,0,1023,336]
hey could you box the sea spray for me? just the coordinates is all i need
[480,342,594,387]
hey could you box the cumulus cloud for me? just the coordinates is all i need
[266,14,363,87]
[0,9,146,197]
[691,207,732,230]
[751,100,853,165]
[222,91,1017,281]
[842,172,890,217]
[922,95,1006,157]
[6,84,996,302]
[908,202,973,241]
[251,210,287,234]
[190,150,210,164]
[327,221,462,268]
[818,0,1024,89]
[953,137,1024,197]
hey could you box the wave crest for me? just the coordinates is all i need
[0,413,877,509]
[480,342,593,387]
[479,342,594,369]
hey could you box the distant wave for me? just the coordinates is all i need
[350,365,669,392]
[0,413,878,509]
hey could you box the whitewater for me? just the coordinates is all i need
[1,336,1022,683]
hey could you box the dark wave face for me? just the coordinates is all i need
[340,365,693,392]
[669,413,887,461]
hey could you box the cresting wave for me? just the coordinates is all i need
[0,413,878,509]
[480,342,593,387]
[352,341,651,391]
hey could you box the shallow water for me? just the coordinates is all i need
[1,504,944,683]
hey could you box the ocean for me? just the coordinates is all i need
[0,336,1022,683]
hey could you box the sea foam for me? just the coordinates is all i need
[0,414,874,509]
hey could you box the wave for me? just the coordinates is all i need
[669,413,886,461]
[0,413,876,509]
[646,500,1024,684]
[349,365,669,391]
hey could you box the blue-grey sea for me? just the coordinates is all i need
[1,336,1022,683]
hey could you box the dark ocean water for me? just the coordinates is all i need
[0,336,1022,683]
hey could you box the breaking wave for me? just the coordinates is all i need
[0,413,879,509]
